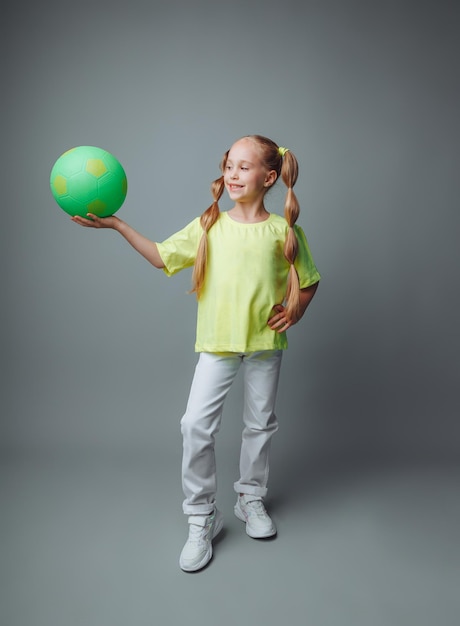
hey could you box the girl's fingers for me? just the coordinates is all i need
[71,214,99,227]
[268,307,291,331]
[274,318,290,331]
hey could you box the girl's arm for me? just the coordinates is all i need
[71,214,165,269]
[268,282,319,332]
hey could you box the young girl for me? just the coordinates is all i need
[72,134,320,572]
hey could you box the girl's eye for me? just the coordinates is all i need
[241,167,249,171]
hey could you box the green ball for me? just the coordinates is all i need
[50,146,128,218]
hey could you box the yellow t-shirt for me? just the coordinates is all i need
[156,212,320,352]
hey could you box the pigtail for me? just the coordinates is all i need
[281,150,301,320]
[191,153,228,298]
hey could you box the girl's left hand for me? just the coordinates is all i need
[268,284,319,333]
[268,304,292,332]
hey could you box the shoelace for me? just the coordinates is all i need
[188,520,212,546]
[245,500,267,518]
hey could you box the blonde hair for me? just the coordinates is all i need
[191,135,301,320]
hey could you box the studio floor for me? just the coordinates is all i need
[1,446,459,626]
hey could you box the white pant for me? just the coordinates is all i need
[180,350,282,515]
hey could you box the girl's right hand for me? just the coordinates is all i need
[71,213,120,230]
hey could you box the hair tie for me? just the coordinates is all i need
[278,146,289,157]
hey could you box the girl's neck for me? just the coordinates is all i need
[228,202,270,224]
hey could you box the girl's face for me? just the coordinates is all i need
[224,139,277,204]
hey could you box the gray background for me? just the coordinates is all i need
[1,0,459,625]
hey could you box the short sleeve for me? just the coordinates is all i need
[156,217,202,277]
[294,225,321,288]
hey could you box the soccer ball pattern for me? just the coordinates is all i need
[50,146,128,218]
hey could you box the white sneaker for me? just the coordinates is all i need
[234,495,277,538]
[179,509,224,572]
